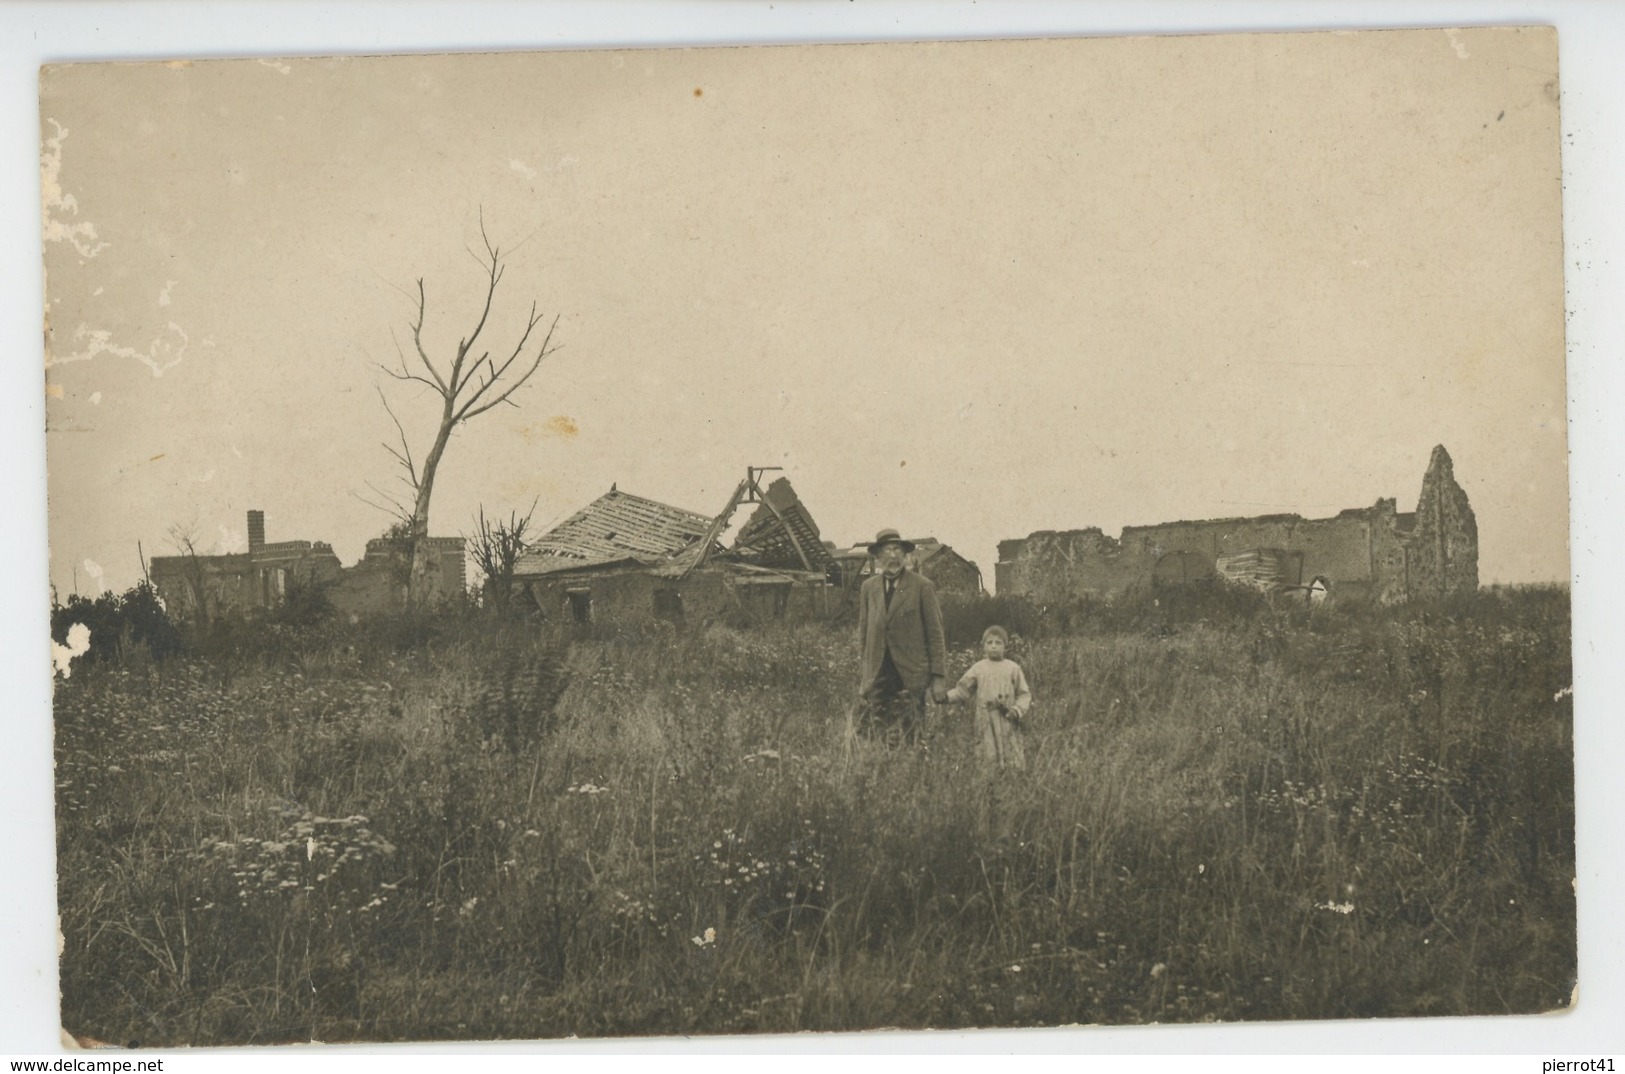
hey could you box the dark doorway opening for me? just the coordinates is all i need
[653,588,684,623]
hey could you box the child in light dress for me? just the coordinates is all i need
[945,625,1032,769]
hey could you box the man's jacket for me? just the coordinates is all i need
[857,569,948,693]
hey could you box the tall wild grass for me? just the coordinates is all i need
[52,586,1574,1043]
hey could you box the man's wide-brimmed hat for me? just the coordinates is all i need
[868,528,915,555]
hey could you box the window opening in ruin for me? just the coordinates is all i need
[566,588,593,624]
[653,588,683,623]
[257,567,288,606]
[770,583,790,619]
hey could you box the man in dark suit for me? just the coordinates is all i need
[857,528,948,745]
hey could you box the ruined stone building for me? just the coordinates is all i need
[512,471,845,626]
[150,511,341,618]
[149,510,466,618]
[828,538,984,600]
[995,445,1477,603]
[327,536,468,614]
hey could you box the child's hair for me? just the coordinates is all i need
[982,624,1010,645]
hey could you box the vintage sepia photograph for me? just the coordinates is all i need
[38,24,1577,1047]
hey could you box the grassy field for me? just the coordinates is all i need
[52,585,1575,1045]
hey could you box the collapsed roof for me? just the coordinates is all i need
[514,488,714,577]
[513,471,832,580]
[729,477,831,571]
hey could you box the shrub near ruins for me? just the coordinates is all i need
[51,582,183,670]
[52,585,1574,1043]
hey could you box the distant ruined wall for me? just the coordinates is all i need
[919,550,983,600]
[521,568,842,627]
[1405,445,1478,597]
[995,446,1475,603]
[995,529,1132,602]
[523,570,705,625]
[329,537,469,616]
[150,543,343,618]
[997,514,1393,603]
[149,524,472,619]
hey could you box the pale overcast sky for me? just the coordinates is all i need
[42,28,1565,595]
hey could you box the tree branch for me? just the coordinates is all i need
[456,313,558,423]
[410,278,450,394]
[354,483,413,527]
[376,360,444,394]
[375,386,420,489]
[449,221,503,396]
[465,496,538,610]
[372,217,561,606]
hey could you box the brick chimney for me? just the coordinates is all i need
[247,510,265,552]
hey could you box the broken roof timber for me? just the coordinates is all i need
[732,476,831,571]
[516,471,835,581]
[515,488,714,575]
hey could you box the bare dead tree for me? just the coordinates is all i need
[467,502,537,614]
[166,522,213,625]
[367,219,560,604]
